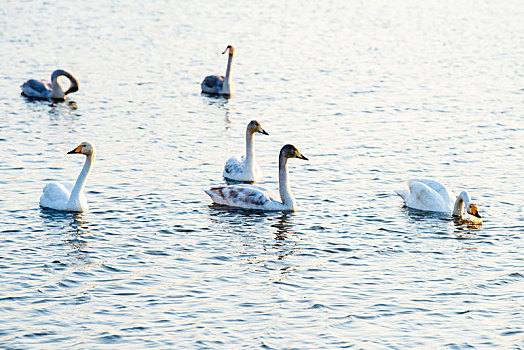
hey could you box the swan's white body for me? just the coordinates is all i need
[40,142,95,212]
[201,45,235,97]
[206,144,308,211]
[395,179,482,224]
[21,69,79,100]
[223,120,268,182]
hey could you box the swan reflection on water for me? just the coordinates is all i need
[22,93,79,119]
[39,209,95,260]
[39,209,93,236]
[206,206,300,279]
[400,206,482,235]
[48,100,78,117]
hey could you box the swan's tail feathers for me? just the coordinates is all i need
[204,187,224,202]
[394,188,409,201]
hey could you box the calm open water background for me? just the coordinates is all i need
[0,0,523,349]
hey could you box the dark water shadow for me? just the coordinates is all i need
[201,92,232,102]
[401,206,450,222]
[22,93,76,105]
[207,203,294,217]
[223,178,257,186]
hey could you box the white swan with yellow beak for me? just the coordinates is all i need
[40,142,95,212]
[395,179,482,224]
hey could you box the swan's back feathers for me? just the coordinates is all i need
[408,178,455,204]
[201,75,224,93]
[223,156,246,179]
[21,79,51,96]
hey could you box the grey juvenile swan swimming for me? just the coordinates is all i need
[223,120,269,182]
[206,144,308,211]
[201,45,235,97]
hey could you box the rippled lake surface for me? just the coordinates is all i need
[1,1,523,348]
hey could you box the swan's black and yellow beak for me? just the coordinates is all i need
[470,205,481,218]
[67,145,83,154]
[259,128,269,136]
[295,150,308,161]
[221,45,234,55]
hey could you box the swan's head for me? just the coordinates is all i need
[222,45,235,55]
[65,76,79,95]
[281,144,308,161]
[51,69,79,95]
[467,203,481,218]
[67,141,95,156]
[248,120,269,135]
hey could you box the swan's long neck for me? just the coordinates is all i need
[50,71,65,99]
[222,53,234,94]
[452,191,470,218]
[68,153,95,206]
[278,154,296,210]
[244,130,255,175]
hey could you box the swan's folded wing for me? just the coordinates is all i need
[202,75,224,89]
[409,178,455,204]
[40,182,71,208]
[60,181,75,192]
[205,185,275,208]
[406,181,449,212]
[237,184,279,201]
[21,79,50,95]
[223,156,244,177]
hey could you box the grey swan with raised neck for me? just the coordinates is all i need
[201,45,235,97]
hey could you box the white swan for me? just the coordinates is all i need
[40,142,95,212]
[206,144,308,211]
[395,179,482,224]
[21,69,79,100]
[223,120,269,182]
[201,45,235,97]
